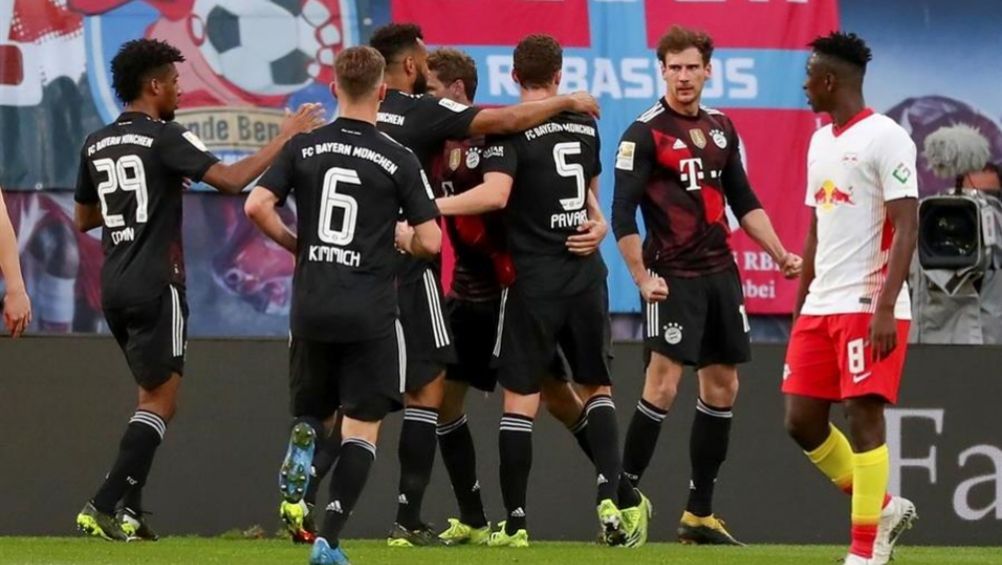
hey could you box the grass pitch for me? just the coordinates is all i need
[0,538,999,565]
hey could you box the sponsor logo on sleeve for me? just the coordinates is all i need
[182,131,209,152]
[615,141,636,170]
[438,98,470,113]
[892,162,913,184]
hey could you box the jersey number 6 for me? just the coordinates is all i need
[319,167,360,246]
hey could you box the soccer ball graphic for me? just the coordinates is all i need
[191,0,337,96]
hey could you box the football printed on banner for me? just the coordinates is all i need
[83,0,359,162]
[193,0,331,96]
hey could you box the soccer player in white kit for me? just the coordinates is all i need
[782,32,919,565]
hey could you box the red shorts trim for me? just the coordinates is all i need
[781,314,909,404]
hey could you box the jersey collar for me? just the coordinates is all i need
[659,97,702,121]
[832,107,874,137]
[116,111,154,123]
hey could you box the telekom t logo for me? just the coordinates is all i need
[679,158,705,191]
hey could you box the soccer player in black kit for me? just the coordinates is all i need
[424,47,608,546]
[73,38,323,541]
[611,26,800,545]
[245,45,442,565]
[436,34,649,548]
[367,23,601,546]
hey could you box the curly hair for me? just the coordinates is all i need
[809,31,872,72]
[110,39,184,104]
[369,23,424,63]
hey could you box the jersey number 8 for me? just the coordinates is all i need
[94,155,149,228]
[319,167,360,246]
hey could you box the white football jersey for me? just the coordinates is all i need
[802,110,918,319]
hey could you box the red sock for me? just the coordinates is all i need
[850,524,878,558]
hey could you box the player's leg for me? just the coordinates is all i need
[304,413,341,510]
[437,298,495,544]
[311,331,402,565]
[677,268,749,545]
[837,314,914,564]
[561,284,644,546]
[488,286,551,547]
[622,272,702,488]
[690,363,739,517]
[621,351,683,487]
[286,412,341,545]
[390,372,445,544]
[390,272,455,544]
[491,388,539,547]
[312,417,381,565]
[539,374,593,461]
[79,287,186,541]
[281,338,340,545]
[437,378,491,544]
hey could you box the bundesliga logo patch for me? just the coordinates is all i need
[615,141,635,171]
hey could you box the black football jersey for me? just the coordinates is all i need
[74,111,219,308]
[611,100,761,277]
[482,111,606,297]
[376,89,480,283]
[258,117,440,342]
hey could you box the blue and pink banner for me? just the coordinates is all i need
[395,0,838,314]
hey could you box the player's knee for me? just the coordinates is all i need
[784,410,810,446]
[704,376,739,405]
[643,376,678,409]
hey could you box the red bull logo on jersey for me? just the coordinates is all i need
[814,180,855,211]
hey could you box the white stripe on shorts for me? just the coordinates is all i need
[170,285,183,357]
[423,269,450,348]
[493,287,509,357]
[395,320,407,393]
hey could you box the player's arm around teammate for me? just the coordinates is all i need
[0,186,32,336]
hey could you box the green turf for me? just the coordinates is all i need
[0,538,999,565]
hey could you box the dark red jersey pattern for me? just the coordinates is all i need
[432,137,509,302]
[611,99,761,277]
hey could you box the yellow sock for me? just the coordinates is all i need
[850,444,889,558]
[805,424,854,492]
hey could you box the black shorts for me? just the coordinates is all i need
[398,270,457,393]
[643,266,751,368]
[105,285,187,390]
[445,297,500,392]
[446,296,570,393]
[493,282,612,395]
[289,329,404,423]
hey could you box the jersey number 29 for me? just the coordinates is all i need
[94,155,148,228]
[319,167,359,246]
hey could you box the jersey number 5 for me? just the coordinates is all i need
[319,167,360,246]
[94,155,148,228]
[553,141,586,211]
